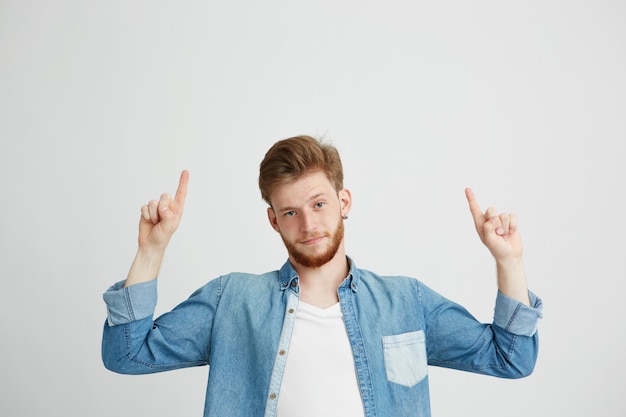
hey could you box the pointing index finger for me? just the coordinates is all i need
[465,187,484,225]
[174,170,189,206]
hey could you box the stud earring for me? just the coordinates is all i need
[342,214,348,220]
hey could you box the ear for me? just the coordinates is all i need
[267,207,280,232]
[338,188,352,217]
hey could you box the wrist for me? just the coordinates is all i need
[495,257,530,306]
[136,245,167,261]
[124,247,166,288]
[495,256,524,271]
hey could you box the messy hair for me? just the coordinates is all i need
[259,135,344,206]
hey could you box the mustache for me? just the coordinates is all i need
[301,232,330,241]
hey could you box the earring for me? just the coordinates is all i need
[342,214,348,220]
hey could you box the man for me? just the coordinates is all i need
[102,135,542,417]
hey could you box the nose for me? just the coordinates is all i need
[299,210,317,233]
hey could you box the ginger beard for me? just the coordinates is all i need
[280,216,344,269]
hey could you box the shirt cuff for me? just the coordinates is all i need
[493,290,543,337]
[103,280,158,326]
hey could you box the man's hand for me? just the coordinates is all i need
[138,170,189,251]
[465,187,530,305]
[465,187,522,262]
[124,170,189,287]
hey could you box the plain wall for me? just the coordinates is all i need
[1,1,624,416]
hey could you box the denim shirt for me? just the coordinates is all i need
[102,258,543,417]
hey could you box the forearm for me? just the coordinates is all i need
[124,247,166,287]
[496,257,530,306]
[102,277,218,374]
[423,281,541,379]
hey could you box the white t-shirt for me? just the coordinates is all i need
[276,301,365,417]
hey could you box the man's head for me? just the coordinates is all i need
[260,136,350,269]
[259,135,344,208]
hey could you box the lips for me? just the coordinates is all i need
[301,235,327,245]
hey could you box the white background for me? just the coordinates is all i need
[1,1,624,416]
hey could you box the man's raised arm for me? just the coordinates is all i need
[124,170,189,287]
[465,187,531,306]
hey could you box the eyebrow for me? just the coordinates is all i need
[276,193,327,212]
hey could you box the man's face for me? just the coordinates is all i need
[267,171,351,269]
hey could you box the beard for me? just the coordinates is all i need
[281,217,344,269]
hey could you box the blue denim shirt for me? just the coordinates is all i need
[102,258,543,417]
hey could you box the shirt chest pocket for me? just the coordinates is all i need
[382,330,428,388]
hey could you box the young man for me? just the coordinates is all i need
[102,135,542,417]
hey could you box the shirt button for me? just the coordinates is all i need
[291,281,297,287]
[270,393,277,400]
[288,308,294,314]
[279,349,286,356]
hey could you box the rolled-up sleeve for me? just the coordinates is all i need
[493,290,543,337]
[103,280,158,326]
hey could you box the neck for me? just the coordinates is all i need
[291,246,349,309]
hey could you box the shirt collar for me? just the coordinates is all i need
[278,256,359,293]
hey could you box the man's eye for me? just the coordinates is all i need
[315,202,326,209]
[285,211,296,217]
